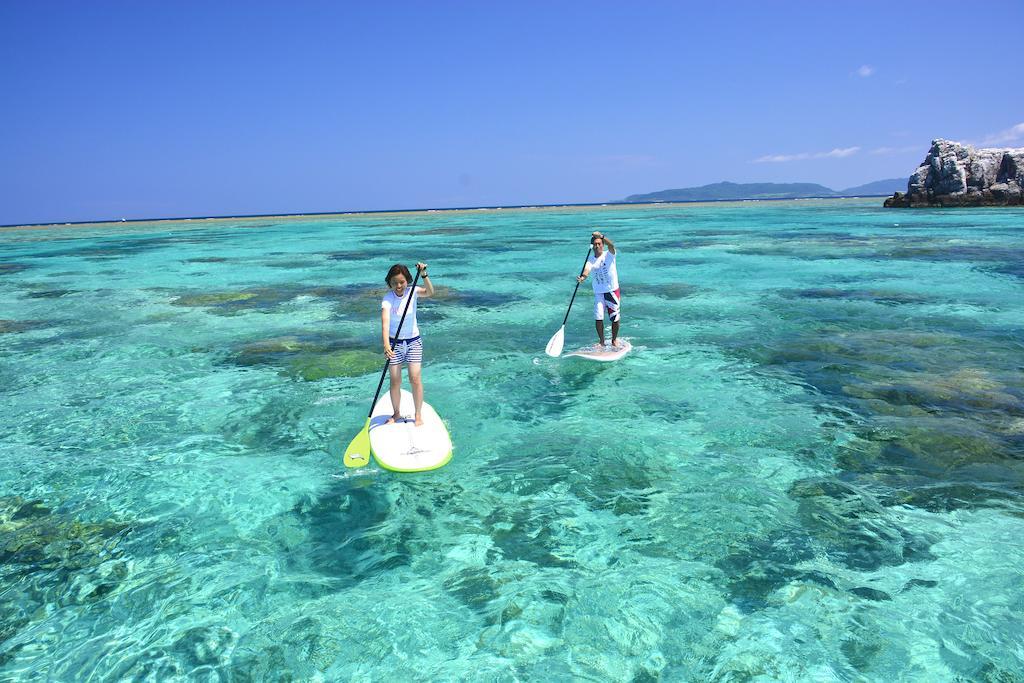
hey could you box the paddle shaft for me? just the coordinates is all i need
[367,268,422,418]
[560,248,593,327]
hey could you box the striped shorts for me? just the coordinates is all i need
[389,336,423,366]
[594,289,621,322]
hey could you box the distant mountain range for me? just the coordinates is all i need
[621,179,907,203]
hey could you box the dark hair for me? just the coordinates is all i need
[591,232,616,254]
[385,263,413,286]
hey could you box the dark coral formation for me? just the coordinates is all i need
[226,333,380,381]
[0,496,132,665]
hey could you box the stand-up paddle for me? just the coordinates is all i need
[545,247,592,357]
[344,267,422,468]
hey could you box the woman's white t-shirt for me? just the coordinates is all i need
[587,250,619,293]
[381,289,420,339]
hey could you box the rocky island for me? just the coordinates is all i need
[885,139,1024,207]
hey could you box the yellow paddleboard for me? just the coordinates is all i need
[369,389,452,472]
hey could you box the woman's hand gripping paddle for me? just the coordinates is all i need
[344,266,423,467]
[545,247,592,357]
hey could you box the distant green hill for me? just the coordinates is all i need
[621,179,904,203]
[837,178,906,196]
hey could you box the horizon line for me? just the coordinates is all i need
[0,194,892,230]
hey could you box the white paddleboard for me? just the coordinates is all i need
[369,389,452,472]
[564,340,633,362]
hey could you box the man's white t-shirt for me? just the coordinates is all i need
[587,250,619,293]
[381,289,420,339]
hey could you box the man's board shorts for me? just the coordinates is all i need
[594,289,621,322]
[388,336,423,366]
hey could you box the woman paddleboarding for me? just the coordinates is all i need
[381,262,434,426]
[577,231,622,348]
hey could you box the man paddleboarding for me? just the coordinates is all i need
[577,231,622,348]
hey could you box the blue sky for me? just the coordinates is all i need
[2,0,1022,224]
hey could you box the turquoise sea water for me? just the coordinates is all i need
[2,199,1023,681]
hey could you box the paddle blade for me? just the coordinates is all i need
[343,418,373,468]
[545,326,565,357]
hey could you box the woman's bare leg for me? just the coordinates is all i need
[408,363,424,426]
[386,363,403,423]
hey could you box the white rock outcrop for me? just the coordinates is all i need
[885,139,1023,207]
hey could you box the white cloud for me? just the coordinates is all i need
[753,147,861,163]
[857,65,874,77]
[754,152,811,163]
[869,145,922,155]
[980,122,1024,146]
[824,146,861,158]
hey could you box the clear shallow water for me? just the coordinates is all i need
[1,199,1023,680]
